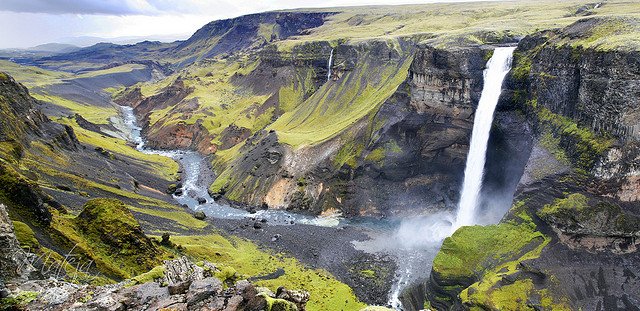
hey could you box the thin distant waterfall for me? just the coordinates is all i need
[327,48,334,81]
[453,47,516,230]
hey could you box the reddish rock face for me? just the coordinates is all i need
[145,121,217,155]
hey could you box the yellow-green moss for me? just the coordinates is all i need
[13,221,39,250]
[50,198,167,280]
[365,147,385,165]
[131,265,166,285]
[168,234,366,311]
[536,106,613,169]
[333,142,365,168]
[433,223,546,280]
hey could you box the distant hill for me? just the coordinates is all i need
[29,43,80,53]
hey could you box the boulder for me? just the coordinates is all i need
[121,282,169,308]
[276,286,310,311]
[164,256,205,285]
[0,203,35,282]
[186,277,223,306]
[193,211,206,220]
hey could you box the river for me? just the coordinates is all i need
[115,104,449,310]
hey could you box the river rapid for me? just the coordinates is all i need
[114,104,449,310]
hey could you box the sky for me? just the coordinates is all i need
[0,0,489,49]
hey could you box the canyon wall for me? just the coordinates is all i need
[424,18,640,311]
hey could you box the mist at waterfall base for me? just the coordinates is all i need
[355,47,517,309]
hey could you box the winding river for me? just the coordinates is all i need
[116,105,446,310]
[118,105,342,226]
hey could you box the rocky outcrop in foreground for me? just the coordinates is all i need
[0,203,36,299]
[6,256,309,311]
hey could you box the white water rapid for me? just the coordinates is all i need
[116,105,341,226]
[454,46,516,230]
[327,48,334,81]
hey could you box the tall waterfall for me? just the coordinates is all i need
[454,47,516,230]
[327,48,334,81]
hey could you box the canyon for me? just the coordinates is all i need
[0,1,639,310]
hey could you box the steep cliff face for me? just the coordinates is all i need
[129,36,525,218]
[0,203,35,286]
[0,73,79,226]
[171,12,334,66]
[0,73,78,151]
[425,17,640,311]
[345,45,489,216]
[208,40,415,216]
[515,19,639,200]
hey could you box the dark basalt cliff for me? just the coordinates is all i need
[344,45,490,216]
[209,42,531,219]
[0,73,78,151]
[173,11,335,66]
[422,18,640,311]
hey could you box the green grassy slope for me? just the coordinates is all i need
[277,0,640,49]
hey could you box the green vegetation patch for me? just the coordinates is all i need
[433,222,546,281]
[536,106,613,169]
[169,234,366,311]
[0,291,39,310]
[56,117,178,180]
[51,198,167,280]
[333,141,365,168]
[32,93,118,125]
[75,64,147,79]
[565,17,640,51]
[128,205,208,230]
[270,48,412,147]
[538,193,640,235]
[364,147,385,165]
[0,60,71,87]
[429,198,571,309]
[13,220,39,250]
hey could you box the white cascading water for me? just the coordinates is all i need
[327,48,334,81]
[453,46,516,230]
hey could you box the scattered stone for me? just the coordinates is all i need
[186,277,223,306]
[166,184,178,194]
[197,197,207,204]
[168,281,192,295]
[164,256,205,285]
[276,286,310,311]
[161,233,172,246]
[253,222,263,230]
[194,211,206,220]
[174,189,183,196]
[87,291,125,311]
[207,296,226,309]
[152,294,186,310]
[0,204,36,281]
[272,234,282,242]
[40,281,81,305]
[122,282,169,306]
[225,295,244,310]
